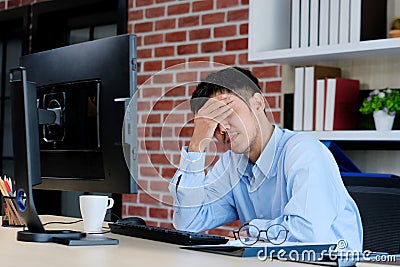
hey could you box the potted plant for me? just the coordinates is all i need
[359,88,400,130]
[389,17,400,38]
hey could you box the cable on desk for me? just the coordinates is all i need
[107,211,121,222]
[42,219,83,226]
[22,219,83,231]
[99,212,121,234]
[20,212,120,233]
[101,227,111,234]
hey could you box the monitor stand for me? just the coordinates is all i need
[10,67,86,244]
[17,230,85,243]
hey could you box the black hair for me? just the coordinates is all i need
[190,66,262,114]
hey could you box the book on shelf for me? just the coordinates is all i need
[339,0,350,44]
[329,0,340,45]
[300,0,310,47]
[349,0,361,42]
[345,0,387,43]
[314,79,325,131]
[324,77,360,131]
[303,65,341,131]
[293,66,304,130]
[291,0,301,48]
[283,93,294,130]
[318,0,329,46]
[309,0,319,47]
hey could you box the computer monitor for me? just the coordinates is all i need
[20,34,138,193]
[9,34,138,242]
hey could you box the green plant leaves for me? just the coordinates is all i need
[359,88,400,115]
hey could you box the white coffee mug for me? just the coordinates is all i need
[79,195,114,233]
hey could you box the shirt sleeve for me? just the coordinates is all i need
[169,146,238,232]
[169,147,207,207]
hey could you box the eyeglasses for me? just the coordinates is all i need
[232,223,289,246]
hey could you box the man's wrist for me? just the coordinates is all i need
[179,146,206,173]
[189,129,214,152]
[188,140,205,152]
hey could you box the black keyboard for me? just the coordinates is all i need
[109,221,229,246]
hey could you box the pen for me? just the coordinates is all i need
[7,177,14,197]
[2,178,11,195]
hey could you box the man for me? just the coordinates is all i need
[168,67,363,251]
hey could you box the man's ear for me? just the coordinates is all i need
[250,92,266,113]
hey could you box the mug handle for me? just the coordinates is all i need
[107,198,114,209]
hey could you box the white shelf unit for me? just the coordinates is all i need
[248,0,400,65]
[249,38,400,65]
[249,0,400,175]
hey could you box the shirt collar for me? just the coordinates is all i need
[254,125,283,178]
[236,125,283,180]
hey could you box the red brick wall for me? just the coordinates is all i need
[1,0,283,236]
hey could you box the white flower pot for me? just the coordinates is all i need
[373,110,395,131]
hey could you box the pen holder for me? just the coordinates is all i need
[1,196,24,227]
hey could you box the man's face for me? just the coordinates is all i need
[212,93,260,155]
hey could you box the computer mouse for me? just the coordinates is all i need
[117,216,147,226]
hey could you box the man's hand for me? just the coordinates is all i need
[188,94,235,152]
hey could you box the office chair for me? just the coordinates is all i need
[344,176,400,254]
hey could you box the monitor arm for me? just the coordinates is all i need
[38,107,62,125]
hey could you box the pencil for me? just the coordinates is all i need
[0,177,23,226]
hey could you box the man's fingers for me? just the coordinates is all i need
[208,101,234,117]
[214,105,234,121]
[199,97,235,117]
[197,102,234,122]
[200,94,234,111]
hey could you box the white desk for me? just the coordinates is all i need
[0,216,391,267]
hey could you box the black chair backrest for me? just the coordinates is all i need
[344,176,400,254]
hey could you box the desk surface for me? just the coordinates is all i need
[0,216,392,267]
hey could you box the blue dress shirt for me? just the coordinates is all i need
[168,126,363,251]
